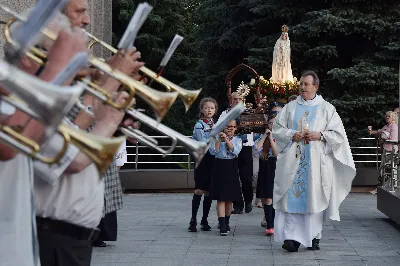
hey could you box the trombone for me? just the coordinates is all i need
[85,31,201,112]
[2,17,179,122]
[0,95,125,175]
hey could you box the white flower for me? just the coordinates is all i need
[250,78,256,85]
[260,76,264,80]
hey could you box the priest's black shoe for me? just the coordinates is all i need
[93,240,106,247]
[282,240,300,252]
[231,208,243,214]
[307,238,320,250]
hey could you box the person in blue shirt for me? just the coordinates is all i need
[188,97,218,232]
[254,114,279,236]
[209,118,242,236]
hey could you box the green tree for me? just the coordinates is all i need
[112,0,199,136]
[190,0,256,110]
[248,0,400,142]
[113,0,201,169]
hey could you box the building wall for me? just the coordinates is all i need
[0,0,112,58]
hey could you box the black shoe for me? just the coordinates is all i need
[282,240,300,252]
[231,208,243,214]
[188,218,197,232]
[93,240,106,247]
[226,224,230,233]
[220,225,228,236]
[307,238,320,250]
[245,203,253,213]
[200,220,211,231]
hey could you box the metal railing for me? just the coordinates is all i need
[123,136,382,171]
[380,140,399,192]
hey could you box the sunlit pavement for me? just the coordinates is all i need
[92,193,400,266]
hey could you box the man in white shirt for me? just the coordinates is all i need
[0,22,88,266]
[218,92,254,214]
[32,5,143,266]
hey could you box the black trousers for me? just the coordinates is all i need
[37,229,93,266]
[233,146,254,209]
[97,211,118,241]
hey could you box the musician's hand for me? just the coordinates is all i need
[111,47,145,76]
[46,28,88,72]
[75,68,103,80]
[93,91,132,124]
[304,131,321,141]
[219,132,227,141]
[0,87,9,96]
[121,117,141,144]
[292,132,304,142]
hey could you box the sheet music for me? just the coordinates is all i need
[159,34,184,67]
[118,2,153,50]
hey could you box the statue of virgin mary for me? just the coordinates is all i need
[271,25,294,82]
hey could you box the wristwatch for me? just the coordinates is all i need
[320,132,325,141]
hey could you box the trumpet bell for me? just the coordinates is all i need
[0,60,84,133]
[89,57,179,121]
[87,38,200,112]
[58,124,126,175]
[126,108,208,167]
[139,67,201,112]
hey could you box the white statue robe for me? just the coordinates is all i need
[272,95,356,246]
[272,38,293,82]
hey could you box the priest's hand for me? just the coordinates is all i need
[304,131,321,141]
[292,132,304,142]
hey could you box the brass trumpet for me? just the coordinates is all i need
[85,31,201,112]
[0,58,84,134]
[2,17,179,121]
[0,95,125,175]
[120,103,245,166]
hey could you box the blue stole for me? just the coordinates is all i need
[287,103,319,213]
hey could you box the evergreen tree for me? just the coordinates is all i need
[292,0,400,140]
[112,0,199,136]
[112,0,201,169]
[191,0,255,111]
[248,0,400,141]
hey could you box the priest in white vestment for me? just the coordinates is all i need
[272,71,356,252]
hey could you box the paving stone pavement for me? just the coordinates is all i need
[92,193,400,266]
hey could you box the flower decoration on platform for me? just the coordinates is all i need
[254,77,300,98]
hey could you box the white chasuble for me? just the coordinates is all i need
[272,95,356,221]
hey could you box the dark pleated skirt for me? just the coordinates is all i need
[256,157,277,199]
[210,158,241,201]
[194,151,214,190]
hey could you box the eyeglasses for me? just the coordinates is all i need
[225,126,237,129]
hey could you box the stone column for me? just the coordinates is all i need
[0,0,112,58]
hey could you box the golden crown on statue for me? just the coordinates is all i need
[281,24,289,33]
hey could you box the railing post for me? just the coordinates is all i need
[390,145,395,193]
[135,141,139,171]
